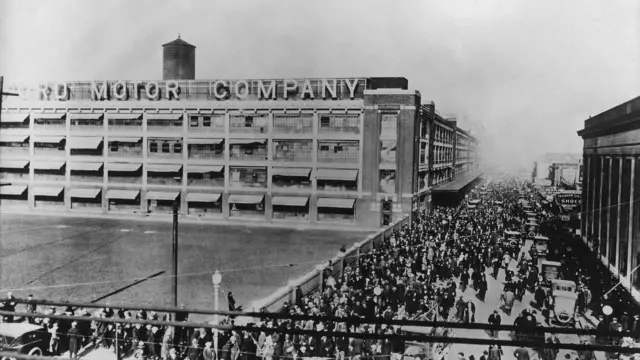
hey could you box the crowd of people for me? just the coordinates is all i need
[0,178,636,360]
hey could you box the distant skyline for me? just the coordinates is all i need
[1,0,639,168]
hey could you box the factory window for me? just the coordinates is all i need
[190,116,199,127]
[245,117,254,127]
[149,142,158,153]
[380,170,396,193]
[320,116,331,128]
[202,116,211,127]
[162,143,170,153]
[174,143,182,154]
[320,145,329,152]
[334,145,343,153]
[110,143,118,152]
[380,113,397,138]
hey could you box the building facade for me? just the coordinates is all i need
[0,39,479,230]
[578,95,640,300]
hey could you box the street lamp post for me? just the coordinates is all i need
[212,270,222,357]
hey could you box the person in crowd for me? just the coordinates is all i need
[488,309,502,339]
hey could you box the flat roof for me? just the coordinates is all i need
[432,172,483,193]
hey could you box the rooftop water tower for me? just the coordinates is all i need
[162,35,196,80]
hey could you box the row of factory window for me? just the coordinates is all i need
[432,168,452,187]
[0,112,363,135]
[0,161,398,194]
[0,136,364,164]
[433,145,453,165]
[434,125,454,144]
[0,187,358,223]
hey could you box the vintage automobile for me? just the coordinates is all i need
[504,230,521,242]
[540,260,562,284]
[526,222,539,236]
[549,279,578,325]
[0,322,50,358]
[401,309,456,360]
[533,235,550,256]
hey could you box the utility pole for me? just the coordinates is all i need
[172,199,179,314]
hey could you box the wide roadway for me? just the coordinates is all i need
[0,214,372,316]
[446,240,599,360]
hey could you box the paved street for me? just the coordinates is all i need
[447,239,599,360]
[0,213,372,316]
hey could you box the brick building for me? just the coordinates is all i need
[0,37,479,229]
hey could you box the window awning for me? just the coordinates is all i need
[0,134,29,142]
[147,114,183,120]
[228,139,266,145]
[68,137,103,149]
[186,193,221,202]
[32,186,64,197]
[147,164,183,172]
[106,163,141,172]
[0,160,29,169]
[271,168,311,177]
[0,114,29,123]
[187,165,224,173]
[33,135,65,143]
[32,113,64,120]
[228,194,264,204]
[108,137,142,143]
[272,196,309,207]
[32,161,65,170]
[68,113,103,120]
[0,185,27,195]
[69,188,101,199]
[69,162,103,171]
[106,189,140,200]
[107,113,142,120]
[316,169,359,181]
[187,138,224,145]
[317,198,355,209]
[146,191,180,201]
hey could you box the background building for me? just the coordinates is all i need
[0,37,480,229]
[532,153,582,189]
[578,95,640,301]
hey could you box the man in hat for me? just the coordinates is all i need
[25,294,36,323]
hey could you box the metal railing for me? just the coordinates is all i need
[256,216,410,312]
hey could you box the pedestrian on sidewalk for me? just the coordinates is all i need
[488,310,502,339]
[488,345,503,360]
[513,347,530,360]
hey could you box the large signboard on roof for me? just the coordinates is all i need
[5,78,366,102]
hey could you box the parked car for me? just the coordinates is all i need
[0,322,50,358]
[549,279,578,325]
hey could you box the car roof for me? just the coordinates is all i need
[0,323,45,338]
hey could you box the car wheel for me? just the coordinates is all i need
[28,347,42,356]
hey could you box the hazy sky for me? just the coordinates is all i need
[1,0,639,167]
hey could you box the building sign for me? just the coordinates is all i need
[6,78,365,102]
[555,192,581,207]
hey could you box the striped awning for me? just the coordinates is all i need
[0,160,29,169]
[271,168,311,177]
[32,113,64,120]
[32,161,65,170]
[228,194,264,204]
[68,162,103,171]
[146,191,180,201]
[106,163,141,172]
[68,137,103,149]
[228,139,266,145]
[68,113,103,120]
[0,114,29,123]
[0,185,27,195]
[108,137,141,143]
[317,198,355,209]
[33,135,65,143]
[147,114,183,120]
[187,138,224,145]
[187,165,223,173]
[107,113,142,120]
[271,196,309,207]
[316,169,358,181]
[106,189,140,200]
[147,164,182,172]
[69,188,101,199]
[0,134,29,142]
[186,193,221,202]
[32,186,64,197]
